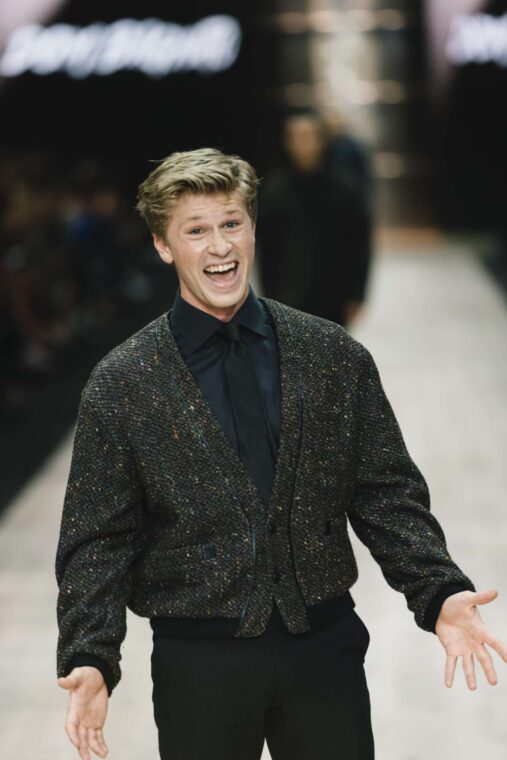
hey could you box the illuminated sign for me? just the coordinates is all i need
[0,15,242,79]
[447,13,507,67]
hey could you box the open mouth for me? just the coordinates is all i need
[203,261,239,287]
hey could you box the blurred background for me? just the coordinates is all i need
[1,1,506,759]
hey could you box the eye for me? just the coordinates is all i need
[224,220,240,229]
[188,227,203,235]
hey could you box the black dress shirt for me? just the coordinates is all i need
[169,285,281,499]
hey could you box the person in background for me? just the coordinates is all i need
[256,108,372,328]
[322,107,373,207]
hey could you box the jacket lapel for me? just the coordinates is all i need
[154,297,303,527]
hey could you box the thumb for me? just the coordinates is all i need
[471,589,498,606]
[57,674,79,690]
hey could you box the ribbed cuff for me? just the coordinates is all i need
[424,584,472,633]
[67,654,115,697]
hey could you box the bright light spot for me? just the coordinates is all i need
[447,13,507,67]
[0,16,242,79]
[348,10,375,33]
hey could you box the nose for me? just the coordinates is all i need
[208,227,231,256]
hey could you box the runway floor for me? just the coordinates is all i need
[1,239,506,760]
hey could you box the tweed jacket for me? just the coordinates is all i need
[55,297,475,693]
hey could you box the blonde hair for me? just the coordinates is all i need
[136,147,260,239]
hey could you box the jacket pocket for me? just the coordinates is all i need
[166,541,217,564]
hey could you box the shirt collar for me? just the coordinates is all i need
[169,284,268,354]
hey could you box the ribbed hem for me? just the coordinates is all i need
[306,590,355,628]
[150,615,241,638]
[66,654,115,697]
[424,583,472,633]
[150,591,355,639]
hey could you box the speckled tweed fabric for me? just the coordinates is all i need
[55,297,475,693]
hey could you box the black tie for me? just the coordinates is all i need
[215,321,274,506]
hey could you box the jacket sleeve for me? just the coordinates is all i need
[55,374,145,695]
[346,345,476,631]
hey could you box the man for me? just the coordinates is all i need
[55,148,506,760]
[256,109,371,327]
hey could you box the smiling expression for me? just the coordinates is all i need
[153,191,255,321]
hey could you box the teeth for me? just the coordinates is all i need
[204,262,237,273]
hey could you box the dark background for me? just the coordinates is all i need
[435,0,507,232]
[0,0,278,188]
[2,0,507,512]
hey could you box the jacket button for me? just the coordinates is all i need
[272,570,281,583]
[269,521,277,535]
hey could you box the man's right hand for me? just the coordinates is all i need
[57,666,109,760]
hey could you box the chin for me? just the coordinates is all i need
[205,283,248,308]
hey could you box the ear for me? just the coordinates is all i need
[153,234,174,265]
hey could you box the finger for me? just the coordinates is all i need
[78,725,91,760]
[471,589,498,606]
[65,720,80,749]
[445,654,458,688]
[475,643,498,686]
[462,652,477,690]
[95,728,109,755]
[483,632,507,663]
[87,728,108,758]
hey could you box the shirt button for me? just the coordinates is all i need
[272,570,281,583]
[269,521,277,535]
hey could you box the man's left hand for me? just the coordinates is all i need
[435,589,507,690]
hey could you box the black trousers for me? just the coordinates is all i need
[151,600,375,759]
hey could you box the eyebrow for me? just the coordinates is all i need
[182,209,244,223]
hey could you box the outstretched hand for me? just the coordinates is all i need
[57,666,109,760]
[435,589,507,690]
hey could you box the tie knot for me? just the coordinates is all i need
[216,321,240,343]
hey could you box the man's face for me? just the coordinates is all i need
[153,191,255,320]
[283,116,325,171]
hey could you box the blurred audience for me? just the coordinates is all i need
[256,108,372,328]
[0,152,159,412]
